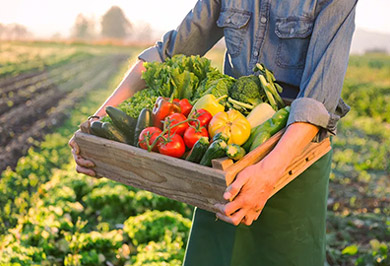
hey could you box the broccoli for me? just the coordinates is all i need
[192,70,235,105]
[228,75,264,110]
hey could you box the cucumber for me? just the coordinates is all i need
[199,139,227,167]
[226,144,246,160]
[134,108,153,146]
[249,131,271,152]
[212,132,230,143]
[106,106,137,145]
[186,137,210,163]
[101,122,127,143]
[90,121,107,138]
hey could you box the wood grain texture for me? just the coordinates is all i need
[75,131,227,213]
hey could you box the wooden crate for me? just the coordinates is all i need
[74,130,331,213]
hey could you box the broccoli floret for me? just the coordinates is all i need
[229,75,264,107]
[192,70,235,105]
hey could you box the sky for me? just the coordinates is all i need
[0,0,389,38]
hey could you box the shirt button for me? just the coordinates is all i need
[260,17,267,24]
[253,51,259,57]
[226,18,231,23]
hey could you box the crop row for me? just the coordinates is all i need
[0,53,129,172]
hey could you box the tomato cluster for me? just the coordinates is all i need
[138,98,212,158]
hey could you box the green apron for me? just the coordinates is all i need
[182,148,333,266]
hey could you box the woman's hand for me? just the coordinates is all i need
[68,118,99,177]
[68,135,96,177]
[214,155,284,226]
[214,122,320,226]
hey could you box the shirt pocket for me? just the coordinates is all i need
[217,9,251,58]
[275,17,314,69]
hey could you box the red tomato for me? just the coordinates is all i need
[189,109,213,127]
[138,127,162,151]
[157,134,186,158]
[176,99,193,117]
[183,126,209,149]
[165,113,189,136]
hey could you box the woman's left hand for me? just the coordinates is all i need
[214,156,284,226]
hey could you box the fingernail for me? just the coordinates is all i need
[223,192,231,200]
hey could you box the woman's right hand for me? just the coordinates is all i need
[68,135,96,177]
[68,117,98,177]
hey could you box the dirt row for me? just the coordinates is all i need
[0,56,106,115]
[0,54,129,173]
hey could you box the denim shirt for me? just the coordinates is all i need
[139,0,357,141]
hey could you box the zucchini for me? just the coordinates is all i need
[134,108,153,146]
[212,132,229,143]
[106,106,137,145]
[186,137,210,163]
[101,122,127,143]
[90,121,107,138]
[249,131,271,152]
[226,144,246,160]
[199,139,227,167]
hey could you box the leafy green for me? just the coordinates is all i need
[141,54,214,101]
[193,69,235,105]
[117,89,159,119]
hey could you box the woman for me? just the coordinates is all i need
[69,0,357,264]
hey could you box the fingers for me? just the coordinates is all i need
[71,149,95,168]
[68,136,80,155]
[215,197,244,216]
[76,164,96,177]
[216,208,247,226]
[241,208,262,226]
[223,172,249,201]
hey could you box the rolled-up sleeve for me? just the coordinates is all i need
[138,0,223,63]
[287,0,358,141]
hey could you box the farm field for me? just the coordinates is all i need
[0,42,389,265]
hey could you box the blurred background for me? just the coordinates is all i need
[0,1,389,266]
[0,0,389,53]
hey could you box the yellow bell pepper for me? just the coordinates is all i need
[191,94,227,116]
[208,109,251,146]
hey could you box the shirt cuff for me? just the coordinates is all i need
[287,97,339,142]
[138,46,163,63]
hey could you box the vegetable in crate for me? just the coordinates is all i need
[105,106,137,145]
[138,127,162,151]
[199,139,227,166]
[173,98,193,117]
[101,122,127,143]
[243,106,290,152]
[186,137,210,163]
[226,144,246,161]
[90,121,107,138]
[164,113,189,136]
[208,109,251,146]
[157,133,186,158]
[228,75,263,113]
[193,70,235,105]
[246,103,275,129]
[188,109,212,128]
[152,97,181,128]
[134,108,153,146]
[190,94,227,116]
[183,124,209,149]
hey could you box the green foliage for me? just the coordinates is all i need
[116,88,159,119]
[123,210,191,246]
[193,69,235,105]
[141,54,214,101]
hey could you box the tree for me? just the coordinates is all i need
[101,6,132,39]
[71,14,96,40]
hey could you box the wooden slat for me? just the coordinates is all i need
[74,131,227,213]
